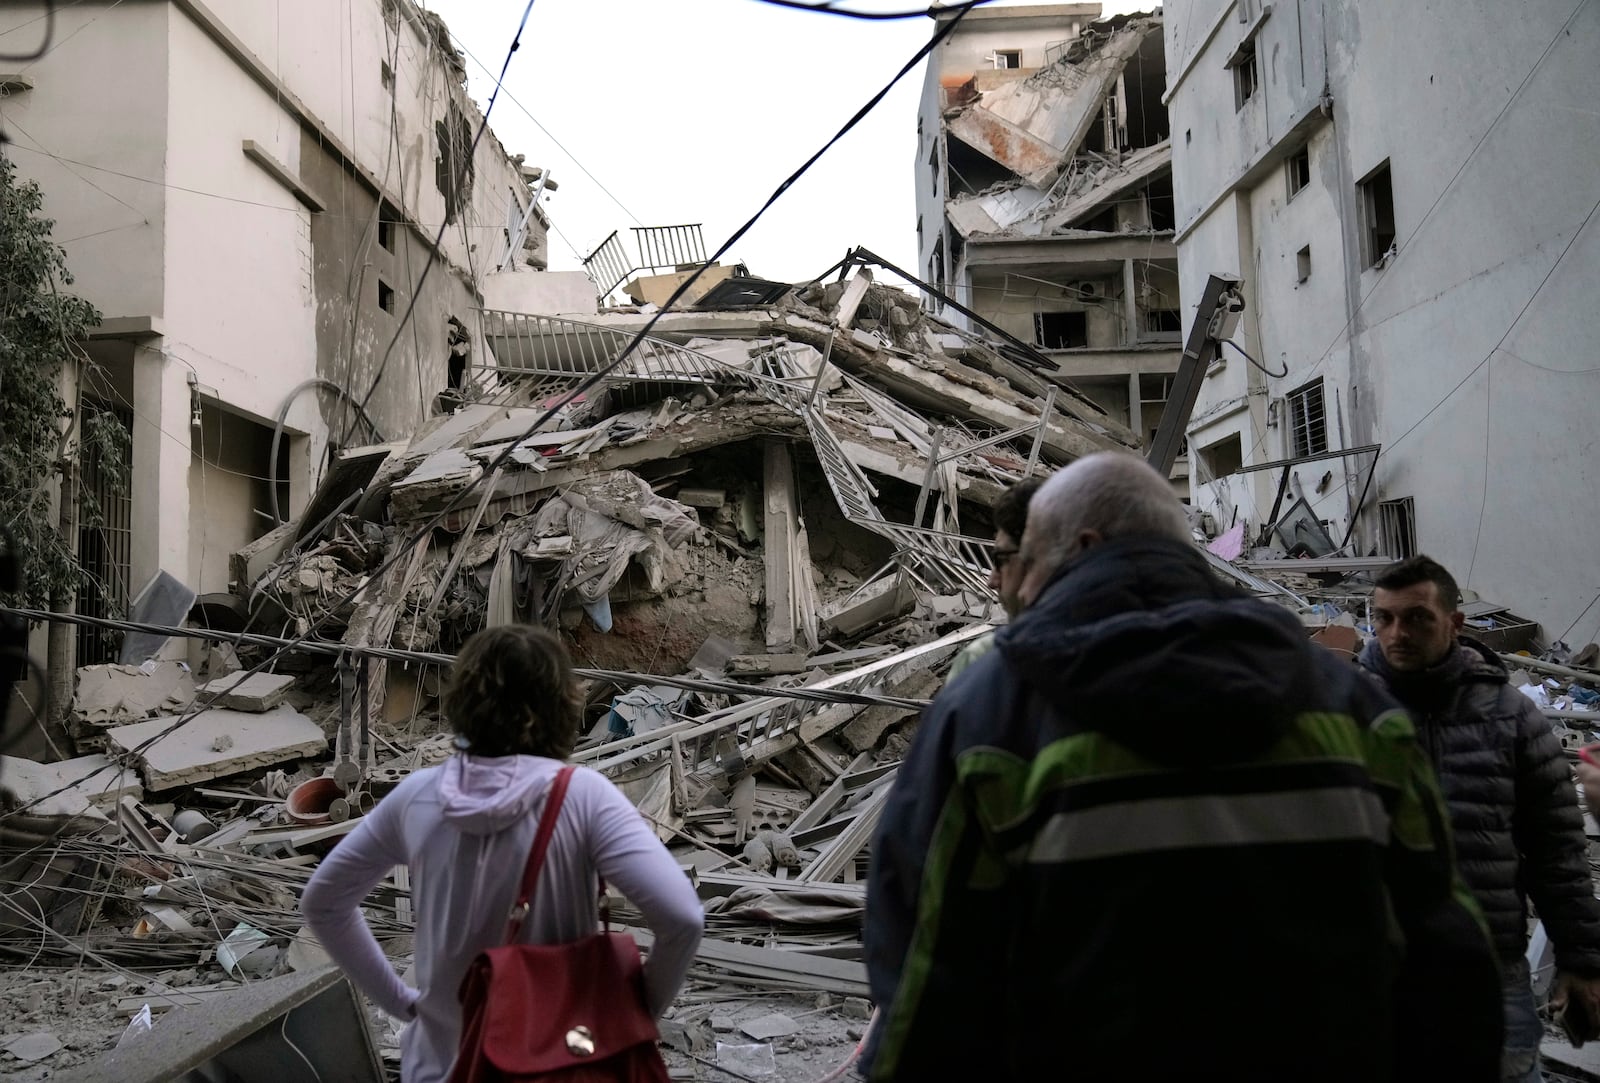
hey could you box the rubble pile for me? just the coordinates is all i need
[6,262,1594,1080]
[3,268,1106,1080]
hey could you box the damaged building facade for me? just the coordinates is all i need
[1164,0,1600,643]
[0,0,553,667]
[914,3,1188,490]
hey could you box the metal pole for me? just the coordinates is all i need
[1026,385,1057,477]
[806,329,836,411]
[912,427,945,530]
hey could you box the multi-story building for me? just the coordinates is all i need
[0,0,555,663]
[914,3,1188,490]
[1164,0,1599,640]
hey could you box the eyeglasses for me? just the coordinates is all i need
[991,547,1021,571]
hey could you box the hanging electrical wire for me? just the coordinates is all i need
[0,0,53,62]
[1222,337,1288,379]
[745,0,995,19]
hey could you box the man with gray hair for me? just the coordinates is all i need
[863,452,1500,1082]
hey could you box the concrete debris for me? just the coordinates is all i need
[198,672,296,713]
[0,753,141,817]
[104,706,326,791]
[69,662,196,745]
[1,252,1238,1079]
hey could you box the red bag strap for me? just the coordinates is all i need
[505,765,575,942]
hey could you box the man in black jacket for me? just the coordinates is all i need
[1361,555,1600,1081]
[863,452,1501,1082]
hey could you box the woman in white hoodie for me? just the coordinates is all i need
[302,625,705,1083]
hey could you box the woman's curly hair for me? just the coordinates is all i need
[444,625,583,759]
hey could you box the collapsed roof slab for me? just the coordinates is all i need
[944,22,1154,190]
[389,400,808,522]
[773,314,1135,462]
[1039,141,1172,232]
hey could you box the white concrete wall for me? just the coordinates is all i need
[0,2,169,319]
[204,0,536,281]
[482,270,599,317]
[1168,0,1600,643]
[163,9,322,429]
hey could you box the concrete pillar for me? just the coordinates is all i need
[1122,258,1139,346]
[129,343,191,613]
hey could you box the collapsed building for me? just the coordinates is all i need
[914,5,1187,491]
[5,244,1600,1080]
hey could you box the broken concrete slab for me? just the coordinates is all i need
[199,672,296,712]
[104,705,326,791]
[727,654,810,677]
[57,966,383,1083]
[840,670,940,753]
[946,21,1152,189]
[0,753,141,817]
[72,661,196,728]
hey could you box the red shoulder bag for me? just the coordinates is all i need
[448,766,669,1083]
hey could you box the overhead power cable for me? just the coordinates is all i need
[0,7,975,821]
[746,0,995,19]
[0,0,53,61]
[0,607,936,711]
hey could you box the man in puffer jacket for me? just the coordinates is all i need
[1361,554,1600,1082]
[863,453,1501,1082]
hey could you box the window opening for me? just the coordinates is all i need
[1359,160,1396,268]
[1035,311,1088,350]
[1296,245,1312,284]
[1287,379,1328,457]
[1379,497,1417,558]
[1287,147,1310,198]
[1231,40,1258,109]
[377,279,396,315]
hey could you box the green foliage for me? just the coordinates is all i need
[0,155,104,611]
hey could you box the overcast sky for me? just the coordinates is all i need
[423,0,1151,284]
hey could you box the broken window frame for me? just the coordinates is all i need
[1379,496,1417,558]
[1359,160,1397,269]
[1286,378,1329,459]
[1230,43,1259,110]
[992,49,1022,70]
[1286,147,1311,200]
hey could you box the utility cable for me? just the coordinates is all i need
[1221,337,1287,379]
[0,607,937,711]
[0,8,972,819]
[746,0,994,19]
[0,0,52,61]
[451,38,643,228]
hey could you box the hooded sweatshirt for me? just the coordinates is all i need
[302,755,703,1083]
[863,536,1499,1082]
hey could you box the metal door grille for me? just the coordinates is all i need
[77,402,133,665]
